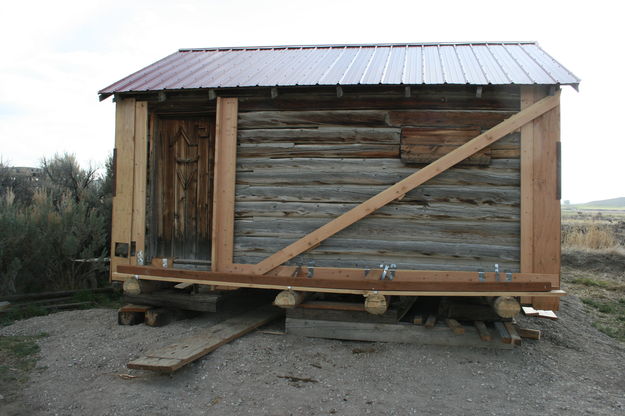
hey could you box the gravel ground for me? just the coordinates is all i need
[1,296,624,416]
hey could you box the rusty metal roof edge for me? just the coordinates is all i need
[178,41,540,52]
[98,50,181,98]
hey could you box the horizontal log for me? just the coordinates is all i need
[402,145,491,166]
[401,126,490,166]
[237,156,519,172]
[238,109,517,131]
[238,110,389,129]
[387,110,515,128]
[238,127,401,144]
[237,143,399,158]
[236,161,519,187]
[235,201,520,221]
[234,217,519,245]
[235,184,520,204]
[233,236,519,262]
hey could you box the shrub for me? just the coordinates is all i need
[0,154,111,295]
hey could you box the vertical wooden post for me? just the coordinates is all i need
[520,87,536,275]
[520,86,561,310]
[110,98,149,280]
[110,97,136,279]
[131,101,148,265]
[211,97,238,271]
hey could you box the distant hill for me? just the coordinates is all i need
[567,197,625,210]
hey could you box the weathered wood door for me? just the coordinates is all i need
[154,117,215,260]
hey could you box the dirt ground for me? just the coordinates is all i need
[1,294,624,416]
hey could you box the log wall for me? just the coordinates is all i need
[233,87,522,271]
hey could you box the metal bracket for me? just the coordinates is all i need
[478,269,485,282]
[136,250,144,266]
[379,263,396,280]
[494,263,500,282]
[162,258,168,268]
[379,263,390,280]
[291,264,302,278]
[506,271,513,282]
[388,264,397,280]
[307,261,315,278]
[363,268,370,277]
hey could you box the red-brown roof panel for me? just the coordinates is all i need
[99,42,580,100]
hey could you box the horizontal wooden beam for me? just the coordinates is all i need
[114,271,565,297]
[118,265,554,294]
[230,264,559,287]
[251,92,561,274]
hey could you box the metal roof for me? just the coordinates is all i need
[99,42,579,100]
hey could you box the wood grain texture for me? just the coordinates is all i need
[128,305,282,372]
[131,101,148,265]
[401,127,491,166]
[212,98,238,271]
[110,97,136,279]
[250,93,559,274]
[154,118,214,259]
[119,265,553,292]
[520,86,536,273]
[521,86,561,292]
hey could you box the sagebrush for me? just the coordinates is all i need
[0,154,112,295]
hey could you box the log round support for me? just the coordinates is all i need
[489,296,521,318]
[364,293,389,315]
[273,290,308,309]
[122,277,163,296]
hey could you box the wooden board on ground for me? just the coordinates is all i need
[504,322,522,345]
[286,305,400,324]
[494,321,512,344]
[424,315,437,328]
[522,306,539,316]
[522,306,557,320]
[474,321,492,342]
[128,305,283,372]
[118,305,148,325]
[119,304,153,313]
[286,318,513,350]
[446,318,465,335]
[516,327,541,340]
[536,310,558,320]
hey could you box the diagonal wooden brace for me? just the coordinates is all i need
[252,92,561,275]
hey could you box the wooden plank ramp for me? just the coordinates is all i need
[128,305,283,372]
[286,318,514,350]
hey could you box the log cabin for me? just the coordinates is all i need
[99,42,579,313]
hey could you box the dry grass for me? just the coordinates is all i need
[562,223,618,250]
[562,210,625,252]
[561,209,625,341]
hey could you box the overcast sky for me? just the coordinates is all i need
[1,0,623,203]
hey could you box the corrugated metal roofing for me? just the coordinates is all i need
[99,42,579,99]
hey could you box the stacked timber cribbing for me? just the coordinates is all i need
[233,87,521,272]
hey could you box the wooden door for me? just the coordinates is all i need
[154,117,215,260]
